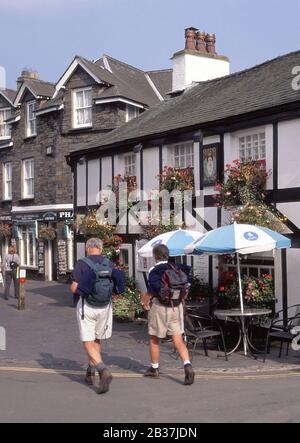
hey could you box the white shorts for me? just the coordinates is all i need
[76,300,113,342]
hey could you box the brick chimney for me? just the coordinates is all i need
[171,27,230,92]
[17,69,39,90]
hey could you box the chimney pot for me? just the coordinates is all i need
[196,32,207,53]
[205,33,217,55]
[17,69,39,90]
[185,27,198,51]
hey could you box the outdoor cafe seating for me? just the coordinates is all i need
[263,304,300,362]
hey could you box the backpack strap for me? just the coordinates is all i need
[81,257,113,278]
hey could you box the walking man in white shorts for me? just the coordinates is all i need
[71,238,125,394]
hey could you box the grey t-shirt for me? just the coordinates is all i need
[3,254,21,272]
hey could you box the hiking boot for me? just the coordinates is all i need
[97,368,113,395]
[144,367,160,378]
[184,364,195,386]
[84,367,95,386]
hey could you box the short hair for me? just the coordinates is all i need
[153,244,169,262]
[86,238,103,251]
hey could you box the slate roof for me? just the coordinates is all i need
[24,79,55,98]
[94,55,167,106]
[146,70,173,99]
[0,88,16,104]
[40,54,172,112]
[70,50,300,155]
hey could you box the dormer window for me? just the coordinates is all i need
[126,105,140,122]
[73,88,92,128]
[26,101,37,137]
[0,108,12,139]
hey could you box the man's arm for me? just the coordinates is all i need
[70,281,78,295]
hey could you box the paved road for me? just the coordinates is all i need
[1,366,300,423]
[1,281,300,423]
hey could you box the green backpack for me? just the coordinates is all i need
[81,257,113,307]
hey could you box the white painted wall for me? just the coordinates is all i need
[278,118,300,189]
[172,52,230,91]
[101,156,112,191]
[87,159,100,206]
[277,202,300,230]
[287,249,300,307]
[143,147,160,195]
[76,162,86,207]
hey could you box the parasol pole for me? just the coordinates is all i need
[236,252,247,356]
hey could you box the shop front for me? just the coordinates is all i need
[12,206,74,281]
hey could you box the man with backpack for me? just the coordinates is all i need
[71,238,125,395]
[142,244,195,386]
[2,246,20,300]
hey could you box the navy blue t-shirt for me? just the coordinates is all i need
[72,256,126,302]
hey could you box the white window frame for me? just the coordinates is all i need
[22,159,34,199]
[72,87,93,129]
[120,244,134,277]
[126,104,139,123]
[173,142,194,169]
[18,225,37,268]
[124,153,137,177]
[239,131,266,162]
[0,108,12,139]
[26,101,37,137]
[3,162,12,201]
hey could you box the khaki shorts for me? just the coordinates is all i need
[148,298,184,339]
[77,300,113,342]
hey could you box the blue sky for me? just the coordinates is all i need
[1,0,300,89]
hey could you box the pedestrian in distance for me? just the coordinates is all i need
[142,244,195,386]
[71,238,126,394]
[2,246,20,301]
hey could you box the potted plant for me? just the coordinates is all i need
[38,225,56,241]
[0,224,11,240]
[218,271,275,310]
[113,277,143,322]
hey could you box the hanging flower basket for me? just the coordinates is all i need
[38,225,56,241]
[0,223,11,240]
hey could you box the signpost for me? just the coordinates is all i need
[18,269,26,311]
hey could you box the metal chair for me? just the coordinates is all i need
[263,304,300,362]
[184,313,228,361]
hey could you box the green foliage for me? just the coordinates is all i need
[218,271,275,309]
[113,277,143,321]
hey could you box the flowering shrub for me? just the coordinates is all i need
[218,271,275,309]
[80,210,123,263]
[214,160,287,232]
[38,225,56,241]
[159,166,194,192]
[113,277,142,320]
[0,224,11,239]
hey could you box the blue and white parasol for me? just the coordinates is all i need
[185,224,291,256]
[138,229,205,258]
[185,224,291,356]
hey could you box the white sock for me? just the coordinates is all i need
[184,360,191,367]
[151,363,159,369]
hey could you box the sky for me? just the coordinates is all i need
[1,0,300,90]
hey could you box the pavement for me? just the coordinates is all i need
[0,280,300,423]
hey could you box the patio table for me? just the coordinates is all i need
[214,308,272,357]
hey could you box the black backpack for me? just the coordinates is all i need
[81,257,114,308]
[159,264,190,308]
[9,255,18,272]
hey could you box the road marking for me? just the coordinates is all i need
[1,366,300,380]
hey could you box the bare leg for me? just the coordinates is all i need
[82,341,102,367]
[172,334,190,363]
[149,335,160,364]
